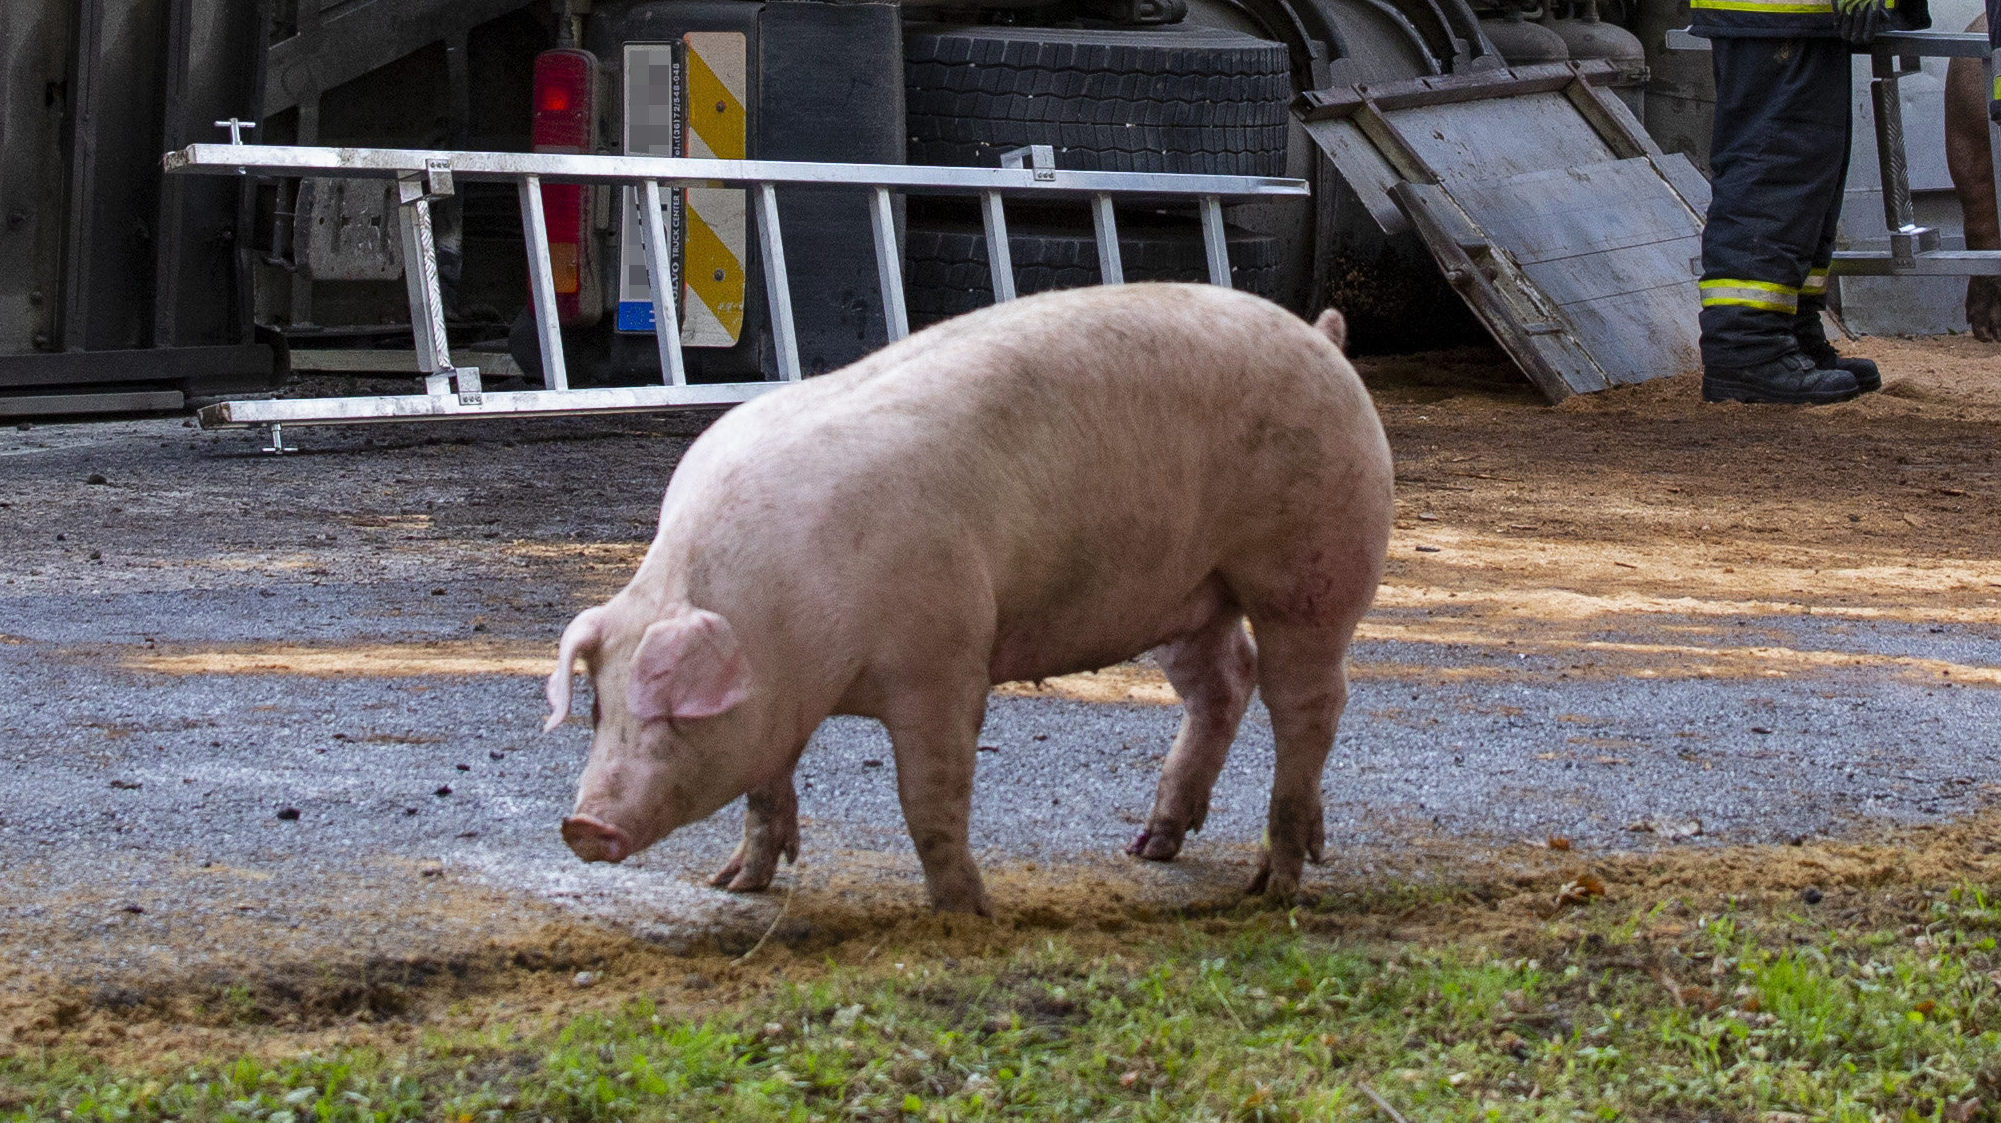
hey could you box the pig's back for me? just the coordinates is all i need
[760,283,1378,485]
[667,283,1391,680]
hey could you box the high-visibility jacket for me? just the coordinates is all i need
[1689,0,1928,38]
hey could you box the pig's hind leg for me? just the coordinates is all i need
[1130,609,1257,862]
[1242,618,1358,902]
[709,770,801,892]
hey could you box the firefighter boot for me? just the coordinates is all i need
[1795,322,1882,392]
[1702,350,1863,404]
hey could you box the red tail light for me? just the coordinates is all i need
[531,48,598,325]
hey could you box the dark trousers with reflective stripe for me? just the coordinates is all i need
[1699,36,1853,369]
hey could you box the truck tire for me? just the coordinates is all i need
[905,215,1282,327]
[904,25,1292,176]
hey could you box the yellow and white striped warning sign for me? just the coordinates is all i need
[678,32,746,345]
[618,33,747,347]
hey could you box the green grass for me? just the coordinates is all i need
[12,887,2001,1121]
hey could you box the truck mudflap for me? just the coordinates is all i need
[1301,59,1713,402]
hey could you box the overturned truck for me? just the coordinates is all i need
[7,0,1739,422]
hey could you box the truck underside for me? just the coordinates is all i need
[3,0,1704,416]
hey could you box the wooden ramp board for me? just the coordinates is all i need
[1301,61,1711,402]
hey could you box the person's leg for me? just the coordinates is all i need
[1700,37,1862,402]
[1791,78,1883,391]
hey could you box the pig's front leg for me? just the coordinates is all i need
[709,772,800,892]
[884,682,993,916]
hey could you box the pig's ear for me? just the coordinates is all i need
[629,608,751,723]
[545,606,607,733]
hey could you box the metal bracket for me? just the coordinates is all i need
[1889,225,1941,271]
[399,158,456,205]
[215,119,255,174]
[1000,145,1059,182]
[262,423,294,455]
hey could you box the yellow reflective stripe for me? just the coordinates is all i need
[1702,278,1797,295]
[683,37,746,161]
[1690,0,1833,12]
[1992,73,2000,101]
[1700,278,1800,313]
[682,203,746,340]
[1800,268,1829,296]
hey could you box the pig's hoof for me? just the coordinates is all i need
[1247,854,1304,903]
[1127,828,1184,862]
[709,851,778,892]
[930,892,994,918]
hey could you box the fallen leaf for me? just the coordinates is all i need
[1546,836,1572,851]
[1556,874,1606,906]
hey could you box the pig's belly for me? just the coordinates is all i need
[985,572,1231,685]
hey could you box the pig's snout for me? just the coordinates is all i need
[562,814,632,863]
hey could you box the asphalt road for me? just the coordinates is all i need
[3,413,1998,984]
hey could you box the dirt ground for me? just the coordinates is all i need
[2,329,1998,1067]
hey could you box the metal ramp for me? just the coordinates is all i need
[1302,60,1712,403]
[162,138,1305,443]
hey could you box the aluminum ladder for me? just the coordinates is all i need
[162,137,1308,446]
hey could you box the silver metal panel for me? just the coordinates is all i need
[166,144,1310,200]
[1091,194,1124,285]
[395,177,452,379]
[1199,196,1232,288]
[869,186,909,342]
[755,183,801,382]
[1667,28,1991,58]
[199,383,781,428]
[1834,248,2001,274]
[516,175,570,393]
[1,390,185,417]
[638,180,688,386]
[981,191,1016,303]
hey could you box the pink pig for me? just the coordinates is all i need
[547,282,1394,914]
